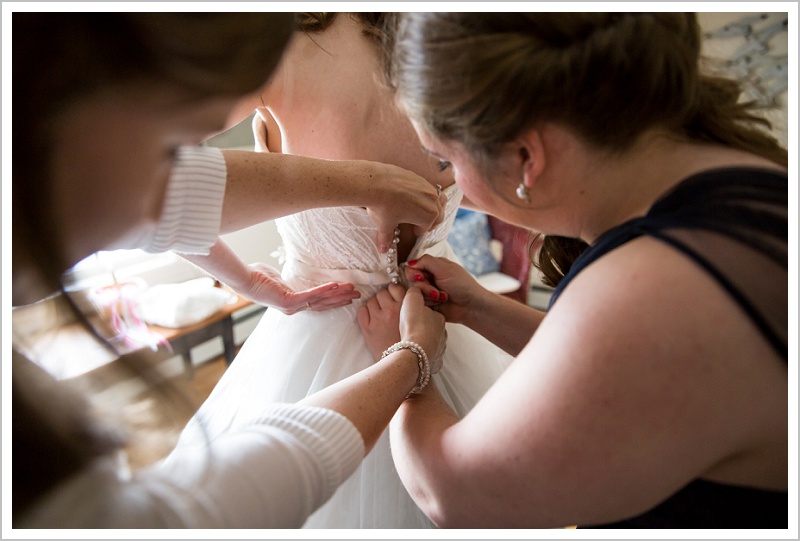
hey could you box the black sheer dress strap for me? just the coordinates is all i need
[549,167,788,359]
[548,167,788,528]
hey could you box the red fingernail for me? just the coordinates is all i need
[408,260,418,266]
[440,292,447,301]
[415,274,424,282]
[430,290,439,300]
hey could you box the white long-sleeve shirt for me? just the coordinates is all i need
[18,404,364,528]
[16,147,366,528]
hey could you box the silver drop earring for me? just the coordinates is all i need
[516,182,530,202]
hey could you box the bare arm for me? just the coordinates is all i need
[179,238,360,314]
[456,286,544,356]
[390,238,787,527]
[405,255,543,356]
[188,151,446,311]
[220,150,446,252]
[300,287,447,454]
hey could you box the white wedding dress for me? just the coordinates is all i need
[174,179,515,529]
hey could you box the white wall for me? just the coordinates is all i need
[207,113,285,267]
[220,221,282,267]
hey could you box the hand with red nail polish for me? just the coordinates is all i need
[402,265,439,308]
[401,254,486,324]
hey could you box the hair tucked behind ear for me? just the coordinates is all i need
[390,13,786,286]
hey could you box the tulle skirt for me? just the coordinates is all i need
[176,279,514,528]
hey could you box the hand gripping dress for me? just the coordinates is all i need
[174,177,515,529]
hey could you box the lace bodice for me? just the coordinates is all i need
[276,183,462,285]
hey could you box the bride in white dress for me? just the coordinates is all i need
[174,13,515,528]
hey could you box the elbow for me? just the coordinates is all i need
[410,494,454,529]
[428,507,469,529]
[426,497,527,529]
[409,485,485,529]
[428,504,494,529]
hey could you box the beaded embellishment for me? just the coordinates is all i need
[381,340,431,396]
[385,227,402,285]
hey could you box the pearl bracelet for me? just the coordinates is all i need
[381,340,431,396]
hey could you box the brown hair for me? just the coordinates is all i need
[295,12,395,43]
[12,13,294,521]
[295,12,399,81]
[533,235,590,288]
[389,13,787,286]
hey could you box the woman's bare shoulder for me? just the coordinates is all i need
[454,235,786,523]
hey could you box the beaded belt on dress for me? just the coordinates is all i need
[283,240,451,287]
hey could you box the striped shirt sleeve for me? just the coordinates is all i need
[144,145,227,254]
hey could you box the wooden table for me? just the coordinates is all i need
[15,291,266,382]
[145,295,265,378]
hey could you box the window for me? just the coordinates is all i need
[65,249,203,294]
